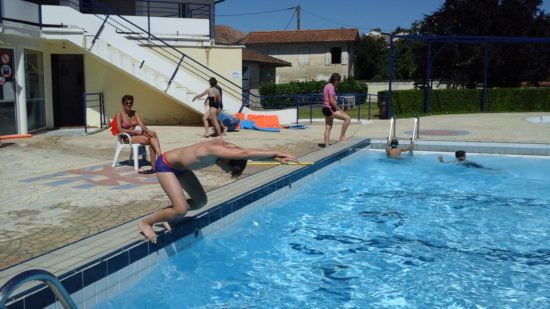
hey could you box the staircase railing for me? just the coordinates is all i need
[83,92,106,134]
[60,0,243,103]
[0,269,77,309]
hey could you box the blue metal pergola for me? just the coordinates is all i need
[386,34,550,118]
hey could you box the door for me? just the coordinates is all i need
[51,54,85,128]
[25,50,46,132]
[0,48,17,135]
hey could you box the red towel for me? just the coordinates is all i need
[110,114,119,136]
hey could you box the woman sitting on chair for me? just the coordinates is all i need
[116,94,161,173]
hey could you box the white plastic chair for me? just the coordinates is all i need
[112,132,147,171]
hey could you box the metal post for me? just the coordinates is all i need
[296,5,301,30]
[308,96,313,124]
[147,1,151,39]
[424,42,432,113]
[90,15,110,50]
[100,93,105,127]
[166,54,185,91]
[38,4,42,29]
[83,93,87,134]
[295,95,300,124]
[387,35,395,119]
[482,44,489,112]
[367,94,372,120]
[357,94,361,123]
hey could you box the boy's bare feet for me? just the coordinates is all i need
[162,221,172,232]
[138,221,157,243]
[339,136,350,141]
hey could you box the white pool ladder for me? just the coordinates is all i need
[387,116,419,155]
[412,116,419,142]
[388,117,397,141]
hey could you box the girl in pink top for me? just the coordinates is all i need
[322,73,351,147]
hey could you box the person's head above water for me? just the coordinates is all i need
[390,138,399,149]
[455,150,466,162]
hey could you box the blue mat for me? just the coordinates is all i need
[284,124,308,130]
[240,120,280,132]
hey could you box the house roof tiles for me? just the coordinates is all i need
[242,49,291,67]
[215,25,246,45]
[242,28,359,45]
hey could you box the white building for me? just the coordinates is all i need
[0,0,296,135]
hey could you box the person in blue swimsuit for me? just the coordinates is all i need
[438,150,484,168]
[138,139,298,243]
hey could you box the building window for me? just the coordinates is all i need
[330,47,342,64]
[298,47,309,65]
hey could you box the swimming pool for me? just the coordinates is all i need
[96,151,550,308]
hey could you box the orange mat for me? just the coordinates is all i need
[235,113,245,129]
[246,114,280,129]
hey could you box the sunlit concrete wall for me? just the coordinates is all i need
[83,49,201,126]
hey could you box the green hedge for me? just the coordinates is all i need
[259,79,368,96]
[257,79,368,109]
[378,88,550,116]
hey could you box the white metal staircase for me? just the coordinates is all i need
[42,5,209,113]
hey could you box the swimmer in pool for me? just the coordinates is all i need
[438,150,484,168]
[386,138,415,159]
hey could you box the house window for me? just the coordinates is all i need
[298,47,309,65]
[330,47,342,64]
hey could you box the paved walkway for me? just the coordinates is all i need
[0,112,549,271]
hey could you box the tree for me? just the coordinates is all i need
[354,34,387,80]
[413,0,550,88]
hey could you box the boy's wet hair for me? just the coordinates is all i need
[390,138,399,148]
[227,159,247,178]
[455,150,466,158]
[209,77,217,87]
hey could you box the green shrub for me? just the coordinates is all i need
[378,88,550,116]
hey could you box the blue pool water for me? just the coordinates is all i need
[97,151,550,308]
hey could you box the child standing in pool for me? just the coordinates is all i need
[322,73,351,147]
[386,138,415,158]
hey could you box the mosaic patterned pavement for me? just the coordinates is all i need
[0,159,165,270]
[0,132,312,271]
[21,162,158,190]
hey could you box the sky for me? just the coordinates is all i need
[216,0,550,34]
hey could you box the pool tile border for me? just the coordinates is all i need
[5,138,371,309]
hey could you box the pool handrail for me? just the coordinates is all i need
[412,116,419,142]
[388,116,396,141]
[0,269,77,309]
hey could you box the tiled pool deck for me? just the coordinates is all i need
[1,112,550,307]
